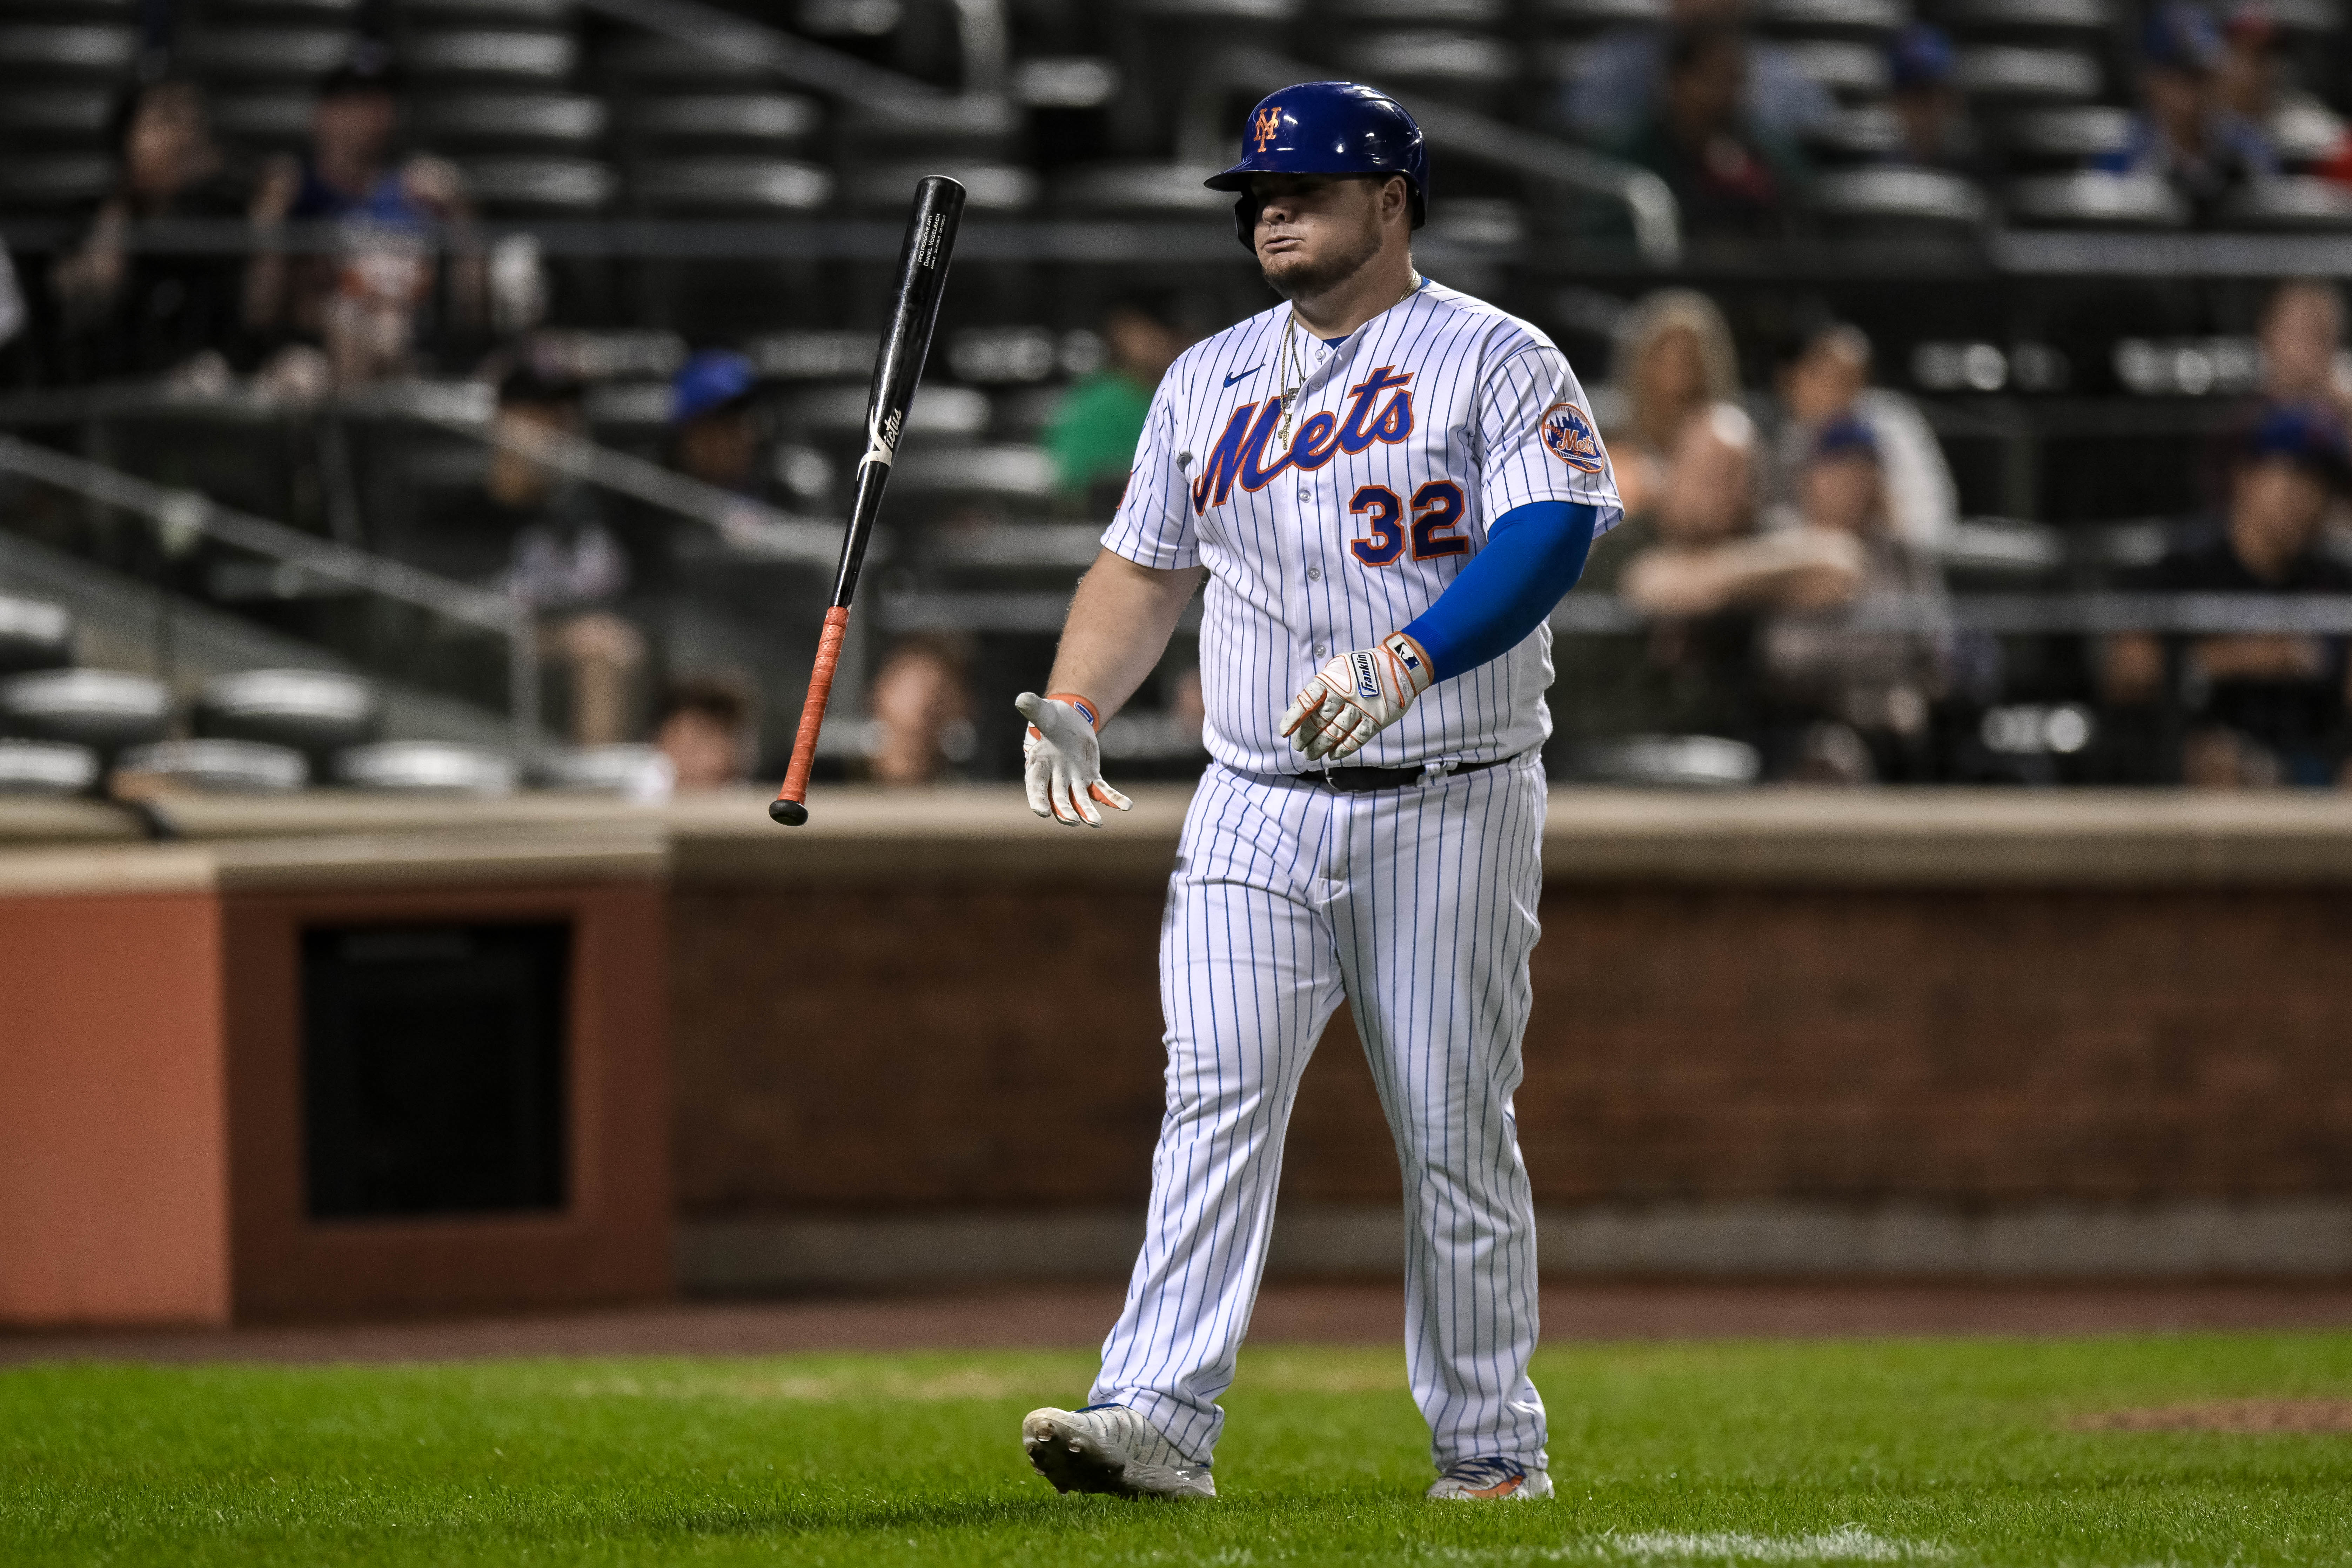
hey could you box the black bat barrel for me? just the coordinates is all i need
[829,174,967,611]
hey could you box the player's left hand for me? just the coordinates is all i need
[1281,632,1435,763]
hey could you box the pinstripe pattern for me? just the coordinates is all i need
[1086,279,1596,1478]
[1092,756,1550,1472]
[1103,279,1621,777]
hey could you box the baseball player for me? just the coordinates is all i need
[1015,81,1619,1502]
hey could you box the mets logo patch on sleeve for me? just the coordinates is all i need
[1539,401,1607,472]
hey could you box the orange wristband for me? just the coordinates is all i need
[1045,691,1102,731]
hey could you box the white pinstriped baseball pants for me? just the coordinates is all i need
[1091,755,1549,1473]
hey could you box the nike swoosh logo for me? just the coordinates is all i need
[1223,365,1263,387]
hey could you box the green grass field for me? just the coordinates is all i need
[6,1332,2351,1566]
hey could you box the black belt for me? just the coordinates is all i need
[1303,752,1523,793]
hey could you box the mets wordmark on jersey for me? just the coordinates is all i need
[1103,279,1622,774]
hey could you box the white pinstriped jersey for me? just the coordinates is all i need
[1103,278,1622,776]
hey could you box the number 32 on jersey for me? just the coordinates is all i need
[1348,480,1467,567]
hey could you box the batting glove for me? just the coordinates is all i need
[1016,690,1132,828]
[1280,632,1435,764]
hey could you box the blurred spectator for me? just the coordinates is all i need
[1561,0,1835,148]
[1608,24,1809,243]
[1564,402,1857,746]
[1770,322,1958,553]
[2106,406,2352,788]
[867,634,974,786]
[2257,279,2352,422]
[2094,2,2276,225]
[246,53,484,389]
[654,672,756,791]
[1046,292,1190,514]
[436,367,644,746]
[1603,289,1740,518]
[1885,25,1982,177]
[2203,280,2352,507]
[1760,417,1950,782]
[51,77,252,383]
[670,350,766,495]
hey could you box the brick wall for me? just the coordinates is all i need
[668,882,2352,1219]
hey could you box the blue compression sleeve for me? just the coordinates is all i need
[1401,500,1600,681]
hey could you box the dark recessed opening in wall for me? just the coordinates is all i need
[301,922,571,1220]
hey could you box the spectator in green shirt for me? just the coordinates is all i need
[1046,292,1193,514]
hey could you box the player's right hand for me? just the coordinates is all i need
[1016,691,1132,828]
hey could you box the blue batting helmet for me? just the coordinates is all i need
[1203,81,1429,249]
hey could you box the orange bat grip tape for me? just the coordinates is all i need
[778,606,851,809]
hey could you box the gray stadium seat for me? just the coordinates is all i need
[407,0,575,17]
[844,161,1037,212]
[625,95,821,149]
[1122,0,1299,15]
[0,156,114,210]
[181,29,355,79]
[600,36,771,82]
[533,744,674,796]
[403,31,579,81]
[1941,0,2109,32]
[1756,0,1905,35]
[886,445,1058,504]
[0,24,139,74]
[1812,168,1989,229]
[193,668,381,761]
[1780,40,1890,96]
[0,596,74,675]
[1535,0,1663,26]
[2222,178,2352,231]
[209,94,317,153]
[1955,47,2101,102]
[0,89,112,143]
[1319,0,1507,22]
[416,94,607,150]
[0,670,171,760]
[629,158,833,213]
[2006,171,2187,227]
[1557,736,1761,787]
[1805,104,1903,161]
[117,739,309,792]
[1054,161,1233,214]
[0,740,101,796]
[1425,197,1527,247]
[837,95,1020,157]
[334,741,519,793]
[790,383,991,441]
[463,157,614,212]
[1338,32,1516,99]
[1012,57,1122,109]
[2001,105,2133,165]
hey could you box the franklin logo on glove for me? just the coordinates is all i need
[1283,631,1437,764]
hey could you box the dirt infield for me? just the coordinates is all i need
[6,1281,2352,1365]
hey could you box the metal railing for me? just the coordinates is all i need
[0,434,542,750]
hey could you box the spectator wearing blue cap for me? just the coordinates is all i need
[1760,414,1951,782]
[2094,1,2277,223]
[669,349,767,497]
[1884,24,1982,177]
[2106,404,2352,787]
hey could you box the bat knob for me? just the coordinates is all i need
[770,798,808,827]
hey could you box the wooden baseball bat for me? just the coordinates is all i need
[771,174,966,827]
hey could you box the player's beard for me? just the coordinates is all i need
[1259,214,1386,302]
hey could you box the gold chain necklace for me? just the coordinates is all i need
[1275,272,1421,446]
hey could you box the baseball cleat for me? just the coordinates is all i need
[1426,1456,1553,1500]
[1020,1404,1216,1499]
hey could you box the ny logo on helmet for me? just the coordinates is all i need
[1251,106,1283,152]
